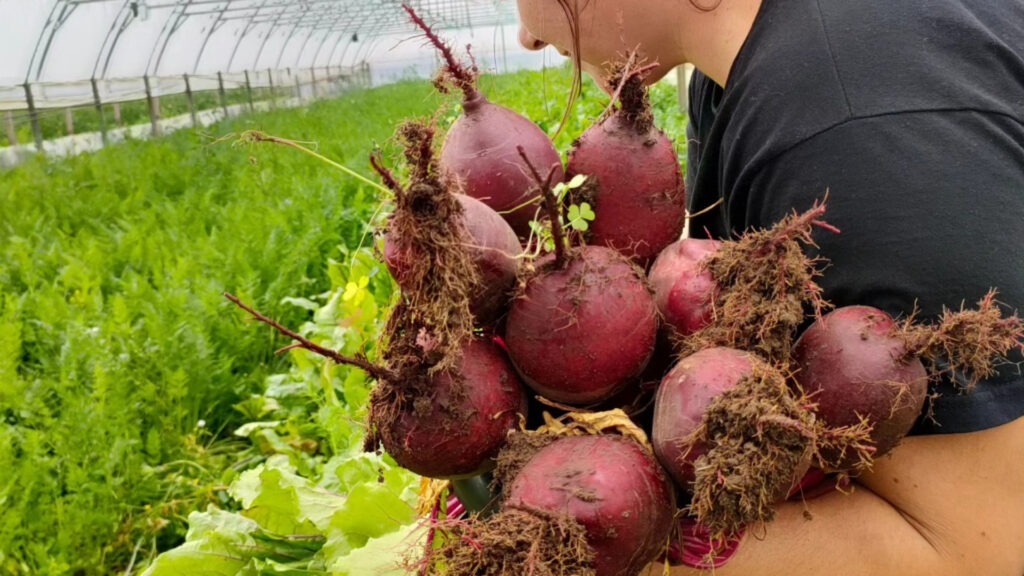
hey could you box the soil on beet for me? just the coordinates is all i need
[382,121,478,373]
[686,357,874,538]
[364,301,474,457]
[493,430,558,490]
[682,202,834,364]
[687,360,815,538]
[605,62,654,134]
[426,508,595,576]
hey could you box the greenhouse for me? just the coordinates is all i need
[3,1,1024,575]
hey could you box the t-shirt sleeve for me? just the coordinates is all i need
[734,112,1024,435]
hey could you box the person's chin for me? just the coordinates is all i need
[640,63,671,85]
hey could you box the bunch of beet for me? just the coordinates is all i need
[226,6,1024,573]
[228,116,532,481]
[646,202,1024,540]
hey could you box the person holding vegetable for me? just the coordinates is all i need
[516,0,1024,574]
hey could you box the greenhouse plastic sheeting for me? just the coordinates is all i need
[0,0,520,108]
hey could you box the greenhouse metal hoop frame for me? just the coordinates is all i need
[25,0,519,84]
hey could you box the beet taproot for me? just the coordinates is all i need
[792,306,928,468]
[370,336,528,479]
[225,294,529,480]
[443,96,564,236]
[652,347,834,537]
[566,61,685,265]
[652,347,754,490]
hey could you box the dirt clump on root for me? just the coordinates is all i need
[364,301,473,455]
[899,290,1024,389]
[684,200,835,363]
[604,60,654,134]
[688,359,873,538]
[382,120,478,373]
[493,430,558,491]
[426,508,595,576]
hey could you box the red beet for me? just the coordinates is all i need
[648,237,722,338]
[374,336,528,479]
[504,435,676,576]
[793,306,929,467]
[442,95,564,236]
[651,347,753,489]
[504,245,659,405]
[226,294,528,480]
[566,64,686,265]
[652,347,817,536]
[405,5,563,237]
[384,194,521,325]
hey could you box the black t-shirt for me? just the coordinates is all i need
[687,0,1024,435]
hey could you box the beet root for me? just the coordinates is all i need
[504,245,659,406]
[403,5,563,237]
[566,67,685,265]
[652,348,754,490]
[648,237,722,339]
[430,435,676,576]
[442,95,565,237]
[384,193,521,326]
[369,336,527,479]
[652,347,830,537]
[683,201,834,363]
[793,306,930,469]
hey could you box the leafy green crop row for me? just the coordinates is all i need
[0,78,442,574]
[0,65,686,575]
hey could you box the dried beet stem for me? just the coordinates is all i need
[402,4,479,100]
[517,145,569,269]
[224,292,393,381]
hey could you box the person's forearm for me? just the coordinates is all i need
[649,417,1024,576]
[652,484,943,576]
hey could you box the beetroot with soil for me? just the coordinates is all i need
[652,347,820,537]
[566,61,686,265]
[371,336,528,479]
[404,5,563,237]
[792,306,928,468]
[430,434,676,576]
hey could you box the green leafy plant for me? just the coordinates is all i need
[526,174,594,255]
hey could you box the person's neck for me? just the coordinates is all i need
[679,0,763,87]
